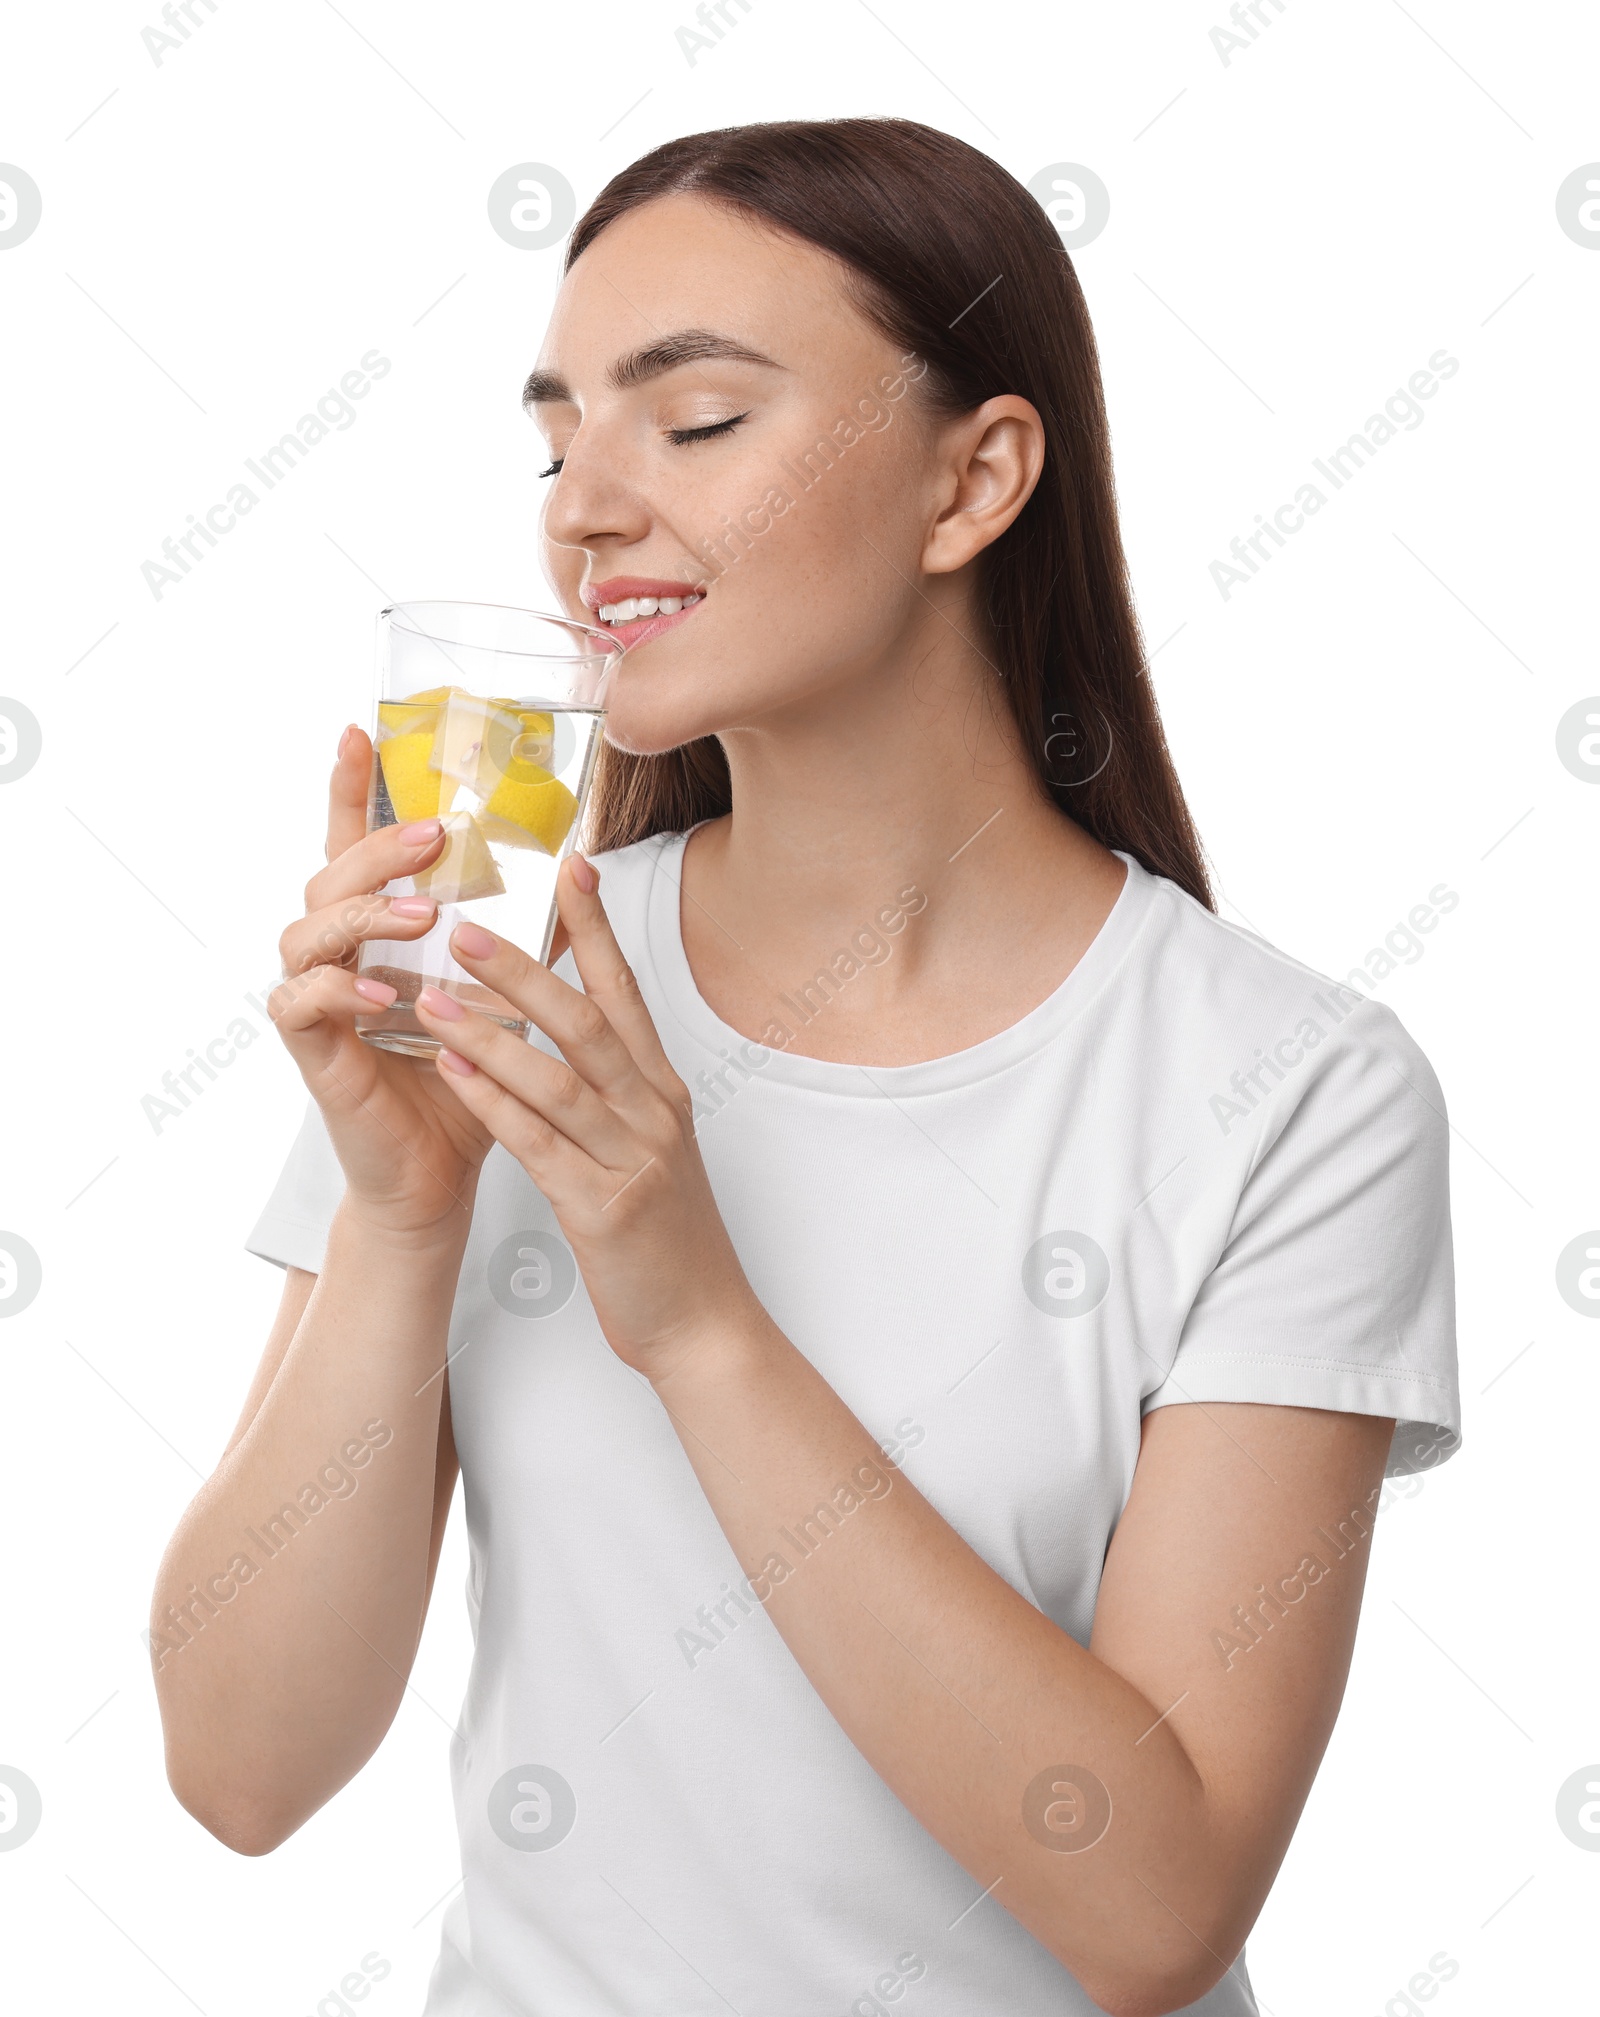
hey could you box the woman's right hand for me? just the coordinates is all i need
[269,723,496,1236]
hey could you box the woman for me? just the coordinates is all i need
[153,119,1459,2017]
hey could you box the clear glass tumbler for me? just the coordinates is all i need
[354,602,624,1057]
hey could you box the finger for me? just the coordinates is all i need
[413,985,640,1169]
[550,855,686,1096]
[280,888,442,978]
[441,910,661,1115]
[267,960,400,1067]
[307,814,448,913]
[326,724,372,863]
[430,1041,600,1200]
[268,966,439,1134]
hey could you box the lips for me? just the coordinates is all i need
[581,576,707,649]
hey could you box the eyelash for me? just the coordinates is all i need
[667,411,751,446]
[539,410,752,480]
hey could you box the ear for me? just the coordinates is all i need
[921,395,1046,576]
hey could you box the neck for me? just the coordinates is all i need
[679,598,1126,1045]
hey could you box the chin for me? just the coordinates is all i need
[600,646,752,754]
[601,691,727,760]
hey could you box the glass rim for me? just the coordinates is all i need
[380,599,624,662]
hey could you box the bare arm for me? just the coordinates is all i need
[152,1205,472,1854]
[655,1318,1393,2017]
[153,723,495,1854]
[220,1263,460,1608]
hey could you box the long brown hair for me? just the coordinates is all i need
[562,117,1213,909]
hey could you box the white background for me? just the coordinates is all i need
[1,1,1596,2011]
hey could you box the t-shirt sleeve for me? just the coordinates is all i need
[1142,1001,1461,1481]
[243,1094,348,1275]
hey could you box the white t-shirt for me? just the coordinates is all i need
[247,833,1460,2017]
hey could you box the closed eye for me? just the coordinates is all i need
[539,410,753,479]
[666,411,751,446]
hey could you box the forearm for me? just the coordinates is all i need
[653,1316,1232,2010]
[152,1195,472,1851]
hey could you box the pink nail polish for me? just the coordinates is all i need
[390,896,436,918]
[453,922,497,958]
[354,976,398,1004]
[417,985,466,1021]
[400,818,443,844]
[439,1048,477,1076]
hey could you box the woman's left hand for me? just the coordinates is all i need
[413,855,760,1377]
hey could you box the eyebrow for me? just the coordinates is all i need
[521,328,783,408]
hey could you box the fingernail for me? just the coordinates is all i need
[417,985,466,1021]
[439,1047,477,1076]
[390,896,437,918]
[400,818,443,845]
[453,922,497,958]
[569,853,597,894]
[338,724,354,758]
[354,977,398,1004]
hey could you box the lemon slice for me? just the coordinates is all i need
[377,729,456,823]
[378,684,455,737]
[479,761,579,856]
[412,810,505,904]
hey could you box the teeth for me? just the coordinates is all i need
[597,592,702,624]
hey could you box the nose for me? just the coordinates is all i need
[540,416,653,562]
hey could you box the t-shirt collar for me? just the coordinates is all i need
[641,831,1156,1098]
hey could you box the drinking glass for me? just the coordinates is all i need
[354,602,623,1057]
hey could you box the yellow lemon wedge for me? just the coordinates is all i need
[378,684,455,737]
[377,729,455,823]
[480,761,579,856]
[412,811,505,905]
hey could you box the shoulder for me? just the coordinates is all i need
[586,829,680,909]
[1123,859,1447,1158]
[587,827,679,885]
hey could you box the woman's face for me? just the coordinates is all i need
[530,194,950,756]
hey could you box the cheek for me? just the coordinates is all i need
[573,419,927,753]
[753,446,926,673]
[601,567,903,756]
[720,423,924,604]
